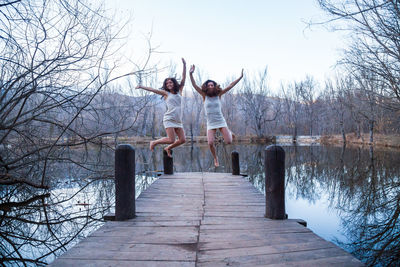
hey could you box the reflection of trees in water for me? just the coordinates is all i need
[0,179,114,265]
[332,146,400,266]
[285,146,321,203]
[234,145,266,193]
[0,146,159,266]
[283,145,400,266]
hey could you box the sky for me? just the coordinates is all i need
[106,0,347,93]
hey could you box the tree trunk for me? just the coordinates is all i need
[141,109,148,137]
[151,109,155,139]
[369,120,374,144]
[190,123,194,146]
[340,113,346,144]
[356,123,361,139]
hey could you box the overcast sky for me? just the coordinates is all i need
[107,0,346,93]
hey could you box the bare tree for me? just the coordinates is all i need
[220,88,237,133]
[297,76,318,136]
[324,76,354,143]
[238,67,280,137]
[0,0,154,188]
[281,81,302,141]
[184,69,206,141]
[351,69,385,143]
[317,0,400,106]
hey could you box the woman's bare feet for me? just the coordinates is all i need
[164,147,172,158]
[149,141,156,151]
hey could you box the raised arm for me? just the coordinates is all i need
[136,85,168,98]
[189,65,206,98]
[220,69,244,96]
[179,58,186,94]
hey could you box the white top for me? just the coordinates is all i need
[163,91,183,129]
[204,95,227,130]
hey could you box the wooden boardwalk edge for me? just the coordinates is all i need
[50,172,363,266]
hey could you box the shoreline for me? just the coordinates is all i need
[320,134,400,149]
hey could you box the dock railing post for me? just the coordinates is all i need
[163,150,173,174]
[231,151,240,175]
[115,144,135,221]
[264,145,286,219]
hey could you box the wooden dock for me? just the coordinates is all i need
[51,172,363,266]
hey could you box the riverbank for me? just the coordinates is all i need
[320,134,400,148]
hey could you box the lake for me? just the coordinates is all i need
[1,143,399,266]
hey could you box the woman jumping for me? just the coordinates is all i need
[136,58,186,157]
[189,65,243,167]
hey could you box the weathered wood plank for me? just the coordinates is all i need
[106,220,199,227]
[197,247,362,266]
[198,232,324,251]
[52,259,195,267]
[198,240,337,262]
[60,243,196,261]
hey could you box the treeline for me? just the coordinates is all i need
[120,69,399,142]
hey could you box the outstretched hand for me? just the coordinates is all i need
[182,58,186,65]
[135,85,141,89]
[240,69,244,78]
[189,65,195,74]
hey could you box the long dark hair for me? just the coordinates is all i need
[202,80,221,97]
[162,78,180,94]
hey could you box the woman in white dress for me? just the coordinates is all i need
[189,65,243,167]
[136,58,186,157]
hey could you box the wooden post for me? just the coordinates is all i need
[163,150,173,174]
[264,145,286,219]
[231,151,240,175]
[115,144,135,221]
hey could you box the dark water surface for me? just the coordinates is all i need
[1,143,399,266]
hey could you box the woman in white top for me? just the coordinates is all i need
[136,58,186,157]
[189,65,243,167]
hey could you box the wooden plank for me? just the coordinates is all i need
[198,240,337,262]
[50,172,363,266]
[200,220,303,230]
[60,243,196,261]
[198,232,324,251]
[105,220,199,227]
[197,247,363,266]
[52,259,195,267]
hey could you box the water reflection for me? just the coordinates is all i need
[280,145,399,266]
[1,143,399,266]
[0,179,113,266]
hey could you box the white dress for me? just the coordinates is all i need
[204,95,227,130]
[163,91,183,129]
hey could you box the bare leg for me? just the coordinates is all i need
[150,128,175,151]
[207,129,219,167]
[220,127,233,144]
[165,128,186,157]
